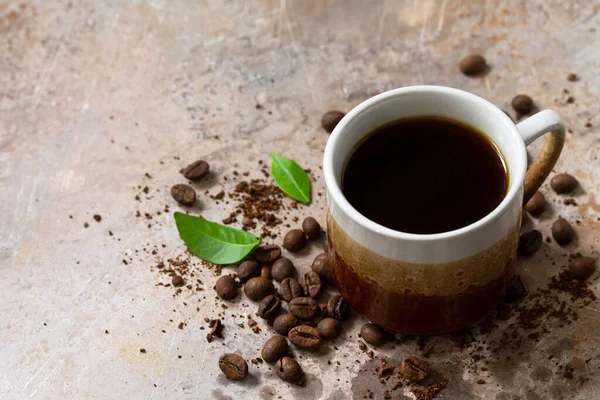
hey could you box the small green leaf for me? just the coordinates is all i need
[270,153,311,204]
[174,212,261,264]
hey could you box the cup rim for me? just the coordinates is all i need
[323,85,527,242]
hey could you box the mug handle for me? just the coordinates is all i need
[516,109,566,204]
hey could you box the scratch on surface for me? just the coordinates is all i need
[584,307,600,313]
[433,0,448,39]
[584,360,597,396]
[484,76,492,95]
[154,332,177,386]
[29,360,63,397]
[21,355,56,393]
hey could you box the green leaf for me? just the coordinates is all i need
[270,153,311,204]
[174,212,261,264]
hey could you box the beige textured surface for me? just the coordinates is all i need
[1,1,600,399]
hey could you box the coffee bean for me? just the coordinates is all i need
[236,260,261,282]
[512,94,534,114]
[327,294,349,320]
[360,323,387,346]
[504,275,528,302]
[244,277,274,301]
[302,217,321,239]
[171,184,196,206]
[275,357,303,383]
[271,258,295,282]
[172,275,185,287]
[215,275,237,300]
[218,353,248,380]
[180,160,209,181]
[459,54,487,76]
[257,295,281,320]
[261,335,288,363]
[317,318,341,340]
[273,313,299,335]
[283,229,307,252]
[312,252,333,283]
[279,277,303,302]
[321,111,345,133]
[518,230,542,256]
[550,173,578,194]
[288,325,322,349]
[254,244,281,263]
[289,297,320,320]
[261,265,272,280]
[568,257,596,281]
[401,356,429,382]
[302,271,323,299]
[524,191,546,215]
[552,218,575,246]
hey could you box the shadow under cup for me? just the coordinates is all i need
[323,87,526,335]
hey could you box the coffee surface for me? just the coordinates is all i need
[342,117,507,234]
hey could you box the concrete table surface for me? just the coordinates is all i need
[1,1,599,399]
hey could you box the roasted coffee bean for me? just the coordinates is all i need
[236,260,261,282]
[279,278,303,302]
[261,265,272,280]
[401,356,429,382]
[312,252,333,282]
[512,94,534,114]
[244,277,274,301]
[171,184,196,206]
[289,297,320,320]
[171,275,185,287]
[257,295,281,320]
[504,275,528,302]
[327,294,349,320]
[317,318,341,340]
[275,357,303,383]
[524,191,546,215]
[261,336,288,363]
[302,217,321,239]
[321,111,345,133]
[283,229,307,252]
[518,230,542,256]
[302,271,323,299]
[271,258,295,282]
[550,173,578,194]
[459,54,487,76]
[568,257,596,281]
[288,325,322,349]
[552,218,575,246]
[254,244,281,263]
[218,353,248,380]
[273,313,299,335]
[215,275,237,300]
[180,160,209,181]
[360,323,387,346]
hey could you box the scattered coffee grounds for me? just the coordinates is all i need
[512,94,534,114]
[180,160,209,181]
[171,275,185,287]
[321,111,345,133]
[524,191,546,215]
[551,218,575,246]
[302,271,323,299]
[206,319,223,342]
[83,222,89,228]
[317,318,341,340]
[230,180,285,238]
[410,377,448,400]
[288,325,322,349]
[253,244,281,263]
[236,260,261,282]
[215,275,237,300]
[312,252,333,282]
[139,348,146,353]
[302,217,321,238]
[244,277,274,301]
[271,258,295,282]
[567,73,580,82]
[219,353,248,380]
[567,256,596,281]
[261,336,288,363]
[550,173,578,194]
[289,297,320,320]
[401,356,429,382]
[360,323,387,346]
[275,357,303,383]
[279,277,303,302]
[283,229,307,252]
[273,313,299,336]
[518,230,542,256]
[171,184,196,206]
[93,214,102,222]
[257,295,281,320]
[459,54,487,76]
[327,294,349,320]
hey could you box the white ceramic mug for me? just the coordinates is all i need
[323,86,565,335]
